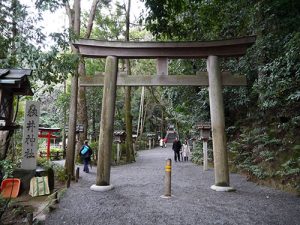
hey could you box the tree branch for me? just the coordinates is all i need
[65,2,73,29]
[84,0,100,38]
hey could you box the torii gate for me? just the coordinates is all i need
[74,36,256,192]
[38,127,60,160]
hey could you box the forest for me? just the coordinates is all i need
[0,0,299,201]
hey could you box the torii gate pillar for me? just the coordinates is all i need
[91,56,118,191]
[207,56,234,191]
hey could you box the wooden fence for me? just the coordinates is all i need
[39,151,64,160]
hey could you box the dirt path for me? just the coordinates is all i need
[45,146,300,225]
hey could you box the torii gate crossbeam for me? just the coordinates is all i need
[73,36,256,192]
[80,72,247,87]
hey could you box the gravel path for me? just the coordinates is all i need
[46,146,300,225]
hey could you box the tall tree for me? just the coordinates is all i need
[124,0,134,162]
[0,0,76,159]
[0,0,19,160]
[77,0,101,157]
[64,0,81,177]
[65,0,103,177]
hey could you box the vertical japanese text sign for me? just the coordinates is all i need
[21,101,40,170]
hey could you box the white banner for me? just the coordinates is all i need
[21,101,40,170]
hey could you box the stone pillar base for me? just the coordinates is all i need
[13,169,36,193]
[211,185,236,192]
[90,184,114,192]
[160,195,173,199]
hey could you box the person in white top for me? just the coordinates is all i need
[159,138,164,147]
[182,140,191,162]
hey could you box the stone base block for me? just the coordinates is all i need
[12,169,35,193]
[160,195,173,199]
[90,184,114,192]
[211,185,236,192]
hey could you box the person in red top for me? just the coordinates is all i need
[163,138,167,147]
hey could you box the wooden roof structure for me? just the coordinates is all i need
[0,69,33,130]
[0,69,33,96]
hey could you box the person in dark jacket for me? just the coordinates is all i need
[172,138,182,162]
[80,140,93,173]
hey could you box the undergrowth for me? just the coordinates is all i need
[227,117,300,194]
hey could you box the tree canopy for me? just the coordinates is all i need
[0,0,299,193]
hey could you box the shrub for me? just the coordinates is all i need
[36,158,67,182]
[276,159,300,177]
[53,164,68,182]
[191,142,203,165]
[0,160,16,179]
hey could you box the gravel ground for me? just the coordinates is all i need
[45,146,300,225]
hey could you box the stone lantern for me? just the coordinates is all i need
[146,133,156,150]
[190,128,198,151]
[132,133,137,153]
[113,130,126,164]
[132,134,137,143]
[197,122,211,171]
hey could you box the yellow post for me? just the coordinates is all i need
[163,158,172,197]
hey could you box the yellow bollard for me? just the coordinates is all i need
[161,158,172,198]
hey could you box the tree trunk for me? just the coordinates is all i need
[0,0,18,160]
[65,0,99,176]
[124,0,134,162]
[160,109,164,138]
[137,87,144,137]
[125,82,133,162]
[140,102,147,137]
[76,58,87,155]
[0,90,14,160]
[92,107,96,141]
[65,73,78,177]
[62,81,67,158]
[77,0,99,150]
[64,0,81,177]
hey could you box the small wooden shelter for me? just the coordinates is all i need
[0,69,33,159]
[197,122,211,141]
[0,69,33,130]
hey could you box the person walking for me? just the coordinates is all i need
[182,140,191,161]
[163,138,167,147]
[80,140,93,173]
[172,138,182,162]
[160,138,164,148]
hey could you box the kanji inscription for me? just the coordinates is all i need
[21,101,40,170]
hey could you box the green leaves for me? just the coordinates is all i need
[34,0,67,12]
[0,160,16,179]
